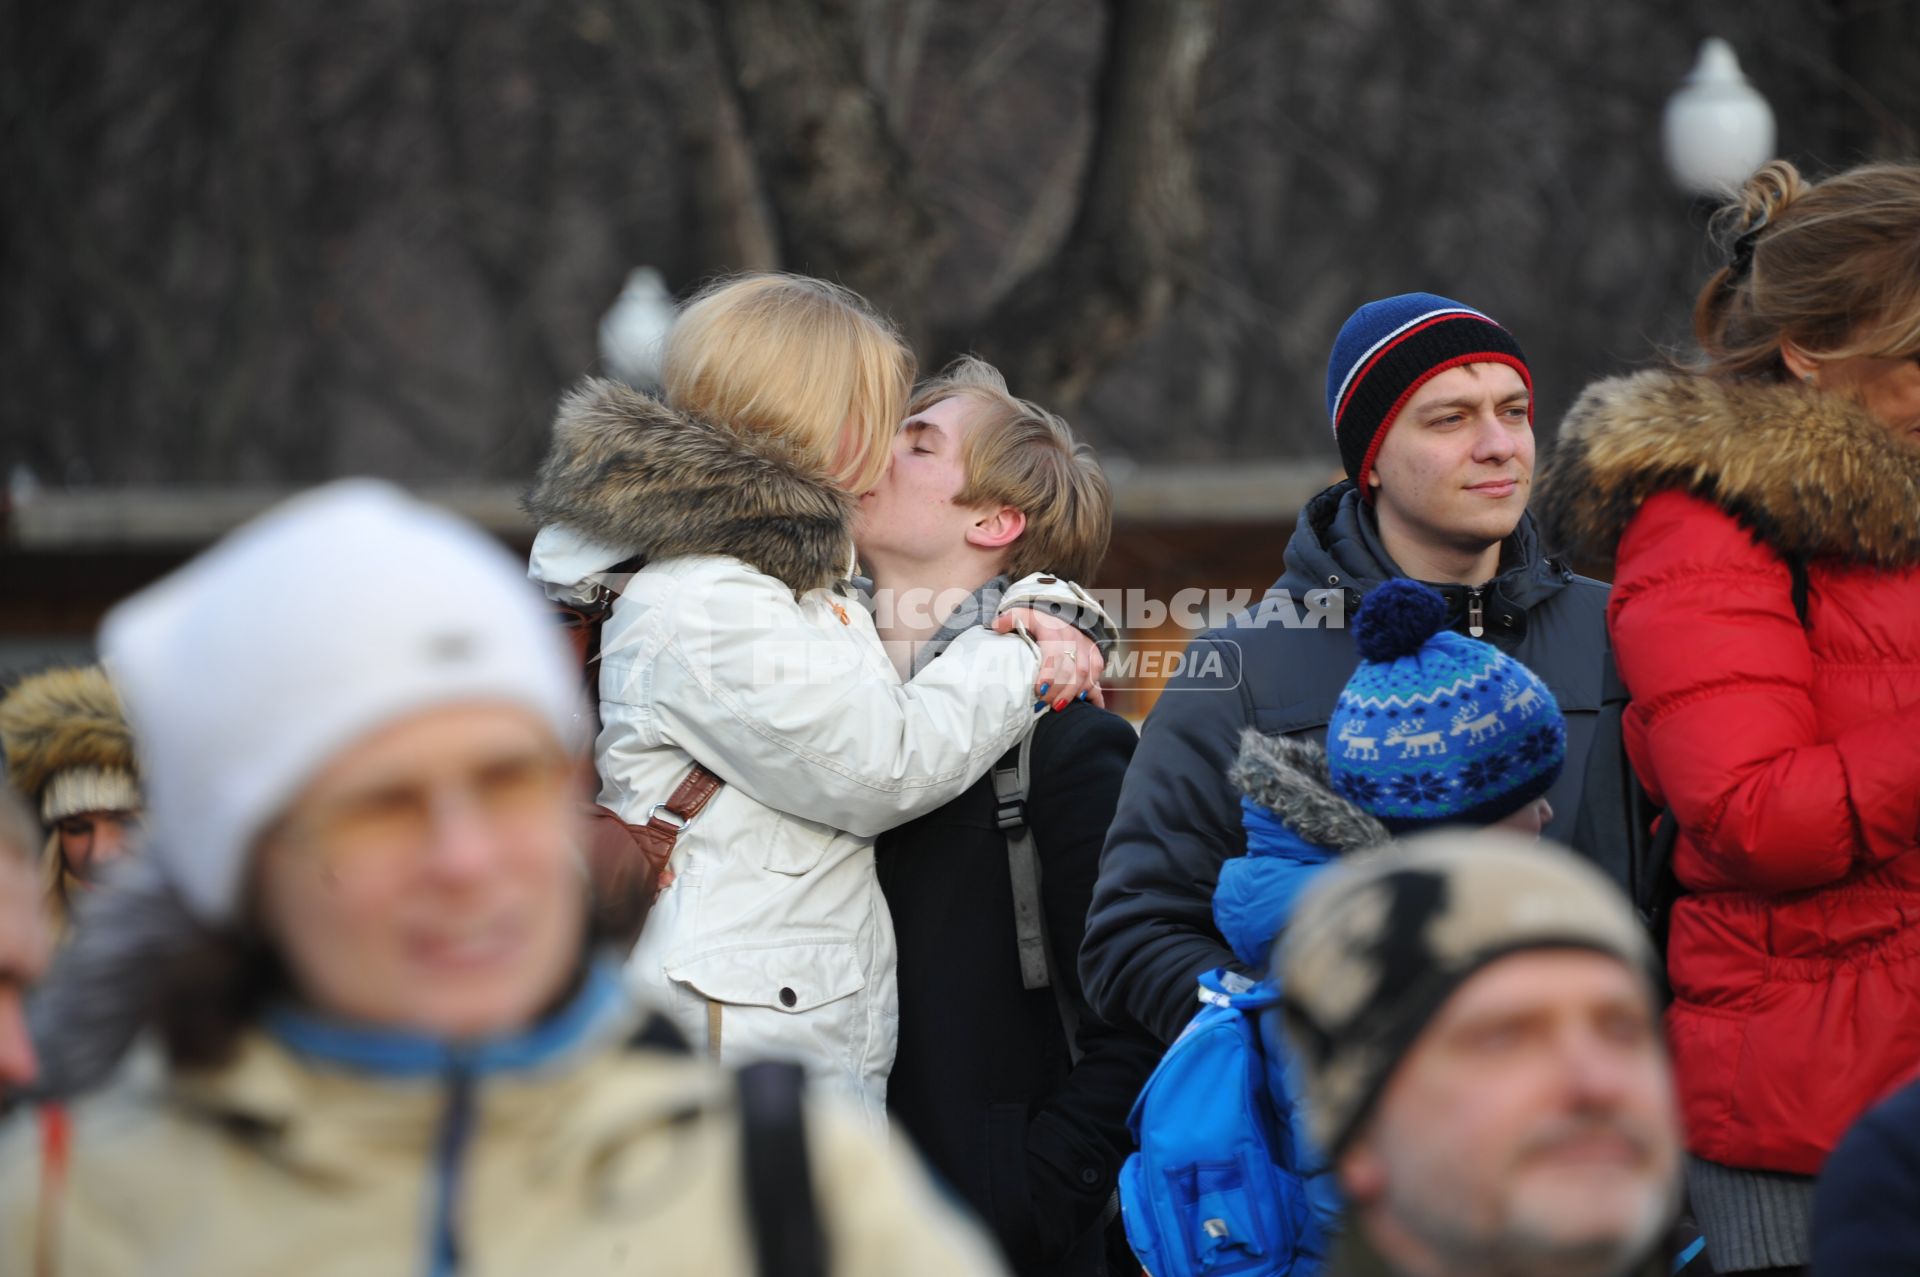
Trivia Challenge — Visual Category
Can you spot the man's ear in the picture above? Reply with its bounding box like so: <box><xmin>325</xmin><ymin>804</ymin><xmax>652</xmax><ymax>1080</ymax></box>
<box><xmin>1338</xmin><ymin>1132</ymin><xmax>1387</xmax><ymax>1208</ymax></box>
<box><xmin>1780</xmin><ymin>340</ymin><xmax>1820</xmax><ymax>384</ymax></box>
<box><xmin>965</xmin><ymin>505</ymin><xmax>1026</xmax><ymax>551</ymax></box>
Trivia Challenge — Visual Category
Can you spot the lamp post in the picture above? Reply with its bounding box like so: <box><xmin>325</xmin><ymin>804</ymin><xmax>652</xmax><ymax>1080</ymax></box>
<box><xmin>1663</xmin><ymin>38</ymin><xmax>1776</xmax><ymax>197</ymax></box>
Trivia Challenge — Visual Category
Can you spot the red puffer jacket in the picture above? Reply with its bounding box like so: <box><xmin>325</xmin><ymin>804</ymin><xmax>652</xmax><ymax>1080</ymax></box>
<box><xmin>1541</xmin><ymin>370</ymin><xmax>1920</xmax><ymax>1175</ymax></box>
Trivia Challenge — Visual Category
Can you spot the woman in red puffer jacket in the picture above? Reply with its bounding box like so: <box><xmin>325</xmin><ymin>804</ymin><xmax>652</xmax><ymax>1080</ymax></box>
<box><xmin>1538</xmin><ymin>159</ymin><xmax>1920</xmax><ymax>1277</ymax></box>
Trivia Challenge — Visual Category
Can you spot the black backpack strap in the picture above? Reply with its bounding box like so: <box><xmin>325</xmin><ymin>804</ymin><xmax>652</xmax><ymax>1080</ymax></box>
<box><xmin>739</xmin><ymin>1061</ymin><xmax>825</xmax><ymax>1277</ymax></box>
<box><xmin>586</xmin><ymin>554</ymin><xmax>648</xmax><ymax>664</ymax></box>
<box><xmin>625</xmin><ymin>1010</ymin><xmax>693</xmax><ymax>1055</ymax></box>
<box><xmin>1637</xmin><ymin>806</ymin><xmax>1682</xmax><ymax>962</ymax></box>
<box><xmin>1785</xmin><ymin>553</ymin><xmax>1812</xmax><ymax>629</ymax></box>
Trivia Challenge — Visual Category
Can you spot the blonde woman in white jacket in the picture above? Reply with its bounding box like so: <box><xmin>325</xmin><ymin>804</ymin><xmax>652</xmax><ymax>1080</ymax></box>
<box><xmin>528</xmin><ymin>275</ymin><xmax>1108</xmax><ymax>1124</ymax></box>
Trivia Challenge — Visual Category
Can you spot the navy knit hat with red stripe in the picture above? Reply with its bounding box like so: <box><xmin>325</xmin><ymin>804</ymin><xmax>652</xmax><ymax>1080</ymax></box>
<box><xmin>1325</xmin><ymin>293</ymin><xmax>1531</xmax><ymax>496</ymax></box>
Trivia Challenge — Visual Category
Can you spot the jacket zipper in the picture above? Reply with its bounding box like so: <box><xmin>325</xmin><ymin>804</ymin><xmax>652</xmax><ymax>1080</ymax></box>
<box><xmin>428</xmin><ymin>1061</ymin><xmax>477</xmax><ymax>1277</ymax></box>
<box><xmin>1467</xmin><ymin>587</ymin><xmax>1486</xmax><ymax>638</ymax></box>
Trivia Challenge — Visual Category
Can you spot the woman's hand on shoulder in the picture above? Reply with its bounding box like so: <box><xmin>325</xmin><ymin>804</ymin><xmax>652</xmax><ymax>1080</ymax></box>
<box><xmin>994</xmin><ymin>608</ymin><xmax>1106</xmax><ymax>709</ymax></box>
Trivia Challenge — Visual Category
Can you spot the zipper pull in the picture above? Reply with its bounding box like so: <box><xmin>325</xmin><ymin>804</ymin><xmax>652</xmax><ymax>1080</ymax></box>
<box><xmin>1467</xmin><ymin>588</ymin><xmax>1485</xmax><ymax>638</ymax></box>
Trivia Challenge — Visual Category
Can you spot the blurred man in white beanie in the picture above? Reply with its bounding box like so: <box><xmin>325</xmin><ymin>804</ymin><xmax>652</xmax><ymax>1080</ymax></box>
<box><xmin>1</xmin><ymin>480</ymin><xmax>1006</xmax><ymax>1277</ymax></box>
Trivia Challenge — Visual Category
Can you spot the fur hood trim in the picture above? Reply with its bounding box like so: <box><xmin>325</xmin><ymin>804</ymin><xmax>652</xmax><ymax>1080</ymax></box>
<box><xmin>0</xmin><ymin>665</ymin><xmax>138</xmax><ymax>813</ymax></box>
<box><xmin>1228</xmin><ymin>730</ymin><xmax>1389</xmax><ymax>854</ymax></box>
<box><xmin>1539</xmin><ymin>370</ymin><xmax>1920</xmax><ymax>572</ymax></box>
<box><xmin>524</xmin><ymin>378</ymin><xmax>855</xmax><ymax>593</ymax></box>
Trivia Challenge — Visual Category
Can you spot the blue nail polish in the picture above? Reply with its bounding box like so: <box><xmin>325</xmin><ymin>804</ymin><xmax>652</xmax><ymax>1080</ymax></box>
<box><xmin>1032</xmin><ymin>701</ymin><xmax>1047</xmax><ymax>712</ymax></box>
<box><xmin>1038</xmin><ymin>682</ymin><xmax>1051</xmax><ymax>696</ymax></box>
<box><xmin>1078</xmin><ymin>691</ymin><xmax>1088</xmax><ymax>702</ymax></box>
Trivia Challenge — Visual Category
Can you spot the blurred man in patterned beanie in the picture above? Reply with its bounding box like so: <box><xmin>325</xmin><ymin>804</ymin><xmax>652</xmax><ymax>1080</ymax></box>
<box><xmin>1279</xmin><ymin>830</ymin><xmax>1679</xmax><ymax>1277</ymax></box>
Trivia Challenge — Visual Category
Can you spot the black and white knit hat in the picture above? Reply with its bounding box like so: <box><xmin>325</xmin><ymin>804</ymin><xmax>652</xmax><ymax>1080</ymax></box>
<box><xmin>1277</xmin><ymin>830</ymin><xmax>1655</xmax><ymax>1157</ymax></box>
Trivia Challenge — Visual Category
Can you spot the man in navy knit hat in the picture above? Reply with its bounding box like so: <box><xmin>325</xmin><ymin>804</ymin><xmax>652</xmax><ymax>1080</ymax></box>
<box><xmin>1082</xmin><ymin>293</ymin><xmax>1613</xmax><ymax>1044</ymax></box>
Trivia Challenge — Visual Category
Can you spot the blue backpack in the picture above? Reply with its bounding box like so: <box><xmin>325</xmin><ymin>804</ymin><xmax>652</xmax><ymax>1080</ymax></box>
<box><xmin>1118</xmin><ymin>969</ymin><xmax>1334</xmax><ymax>1276</ymax></box>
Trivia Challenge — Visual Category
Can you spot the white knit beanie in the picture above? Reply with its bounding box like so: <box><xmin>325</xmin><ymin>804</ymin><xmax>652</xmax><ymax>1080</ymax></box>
<box><xmin>99</xmin><ymin>480</ymin><xmax>584</xmax><ymax>926</ymax></box>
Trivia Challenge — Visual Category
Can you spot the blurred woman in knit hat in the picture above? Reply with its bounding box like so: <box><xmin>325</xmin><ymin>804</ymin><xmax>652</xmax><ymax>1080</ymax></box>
<box><xmin>0</xmin><ymin>665</ymin><xmax>142</xmax><ymax>923</ymax></box>
<box><xmin>1</xmin><ymin>480</ymin><xmax>1004</xmax><ymax>1277</ymax></box>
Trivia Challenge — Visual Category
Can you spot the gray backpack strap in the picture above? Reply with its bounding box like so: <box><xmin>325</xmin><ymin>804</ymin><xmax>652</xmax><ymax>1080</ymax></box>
<box><xmin>993</xmin><ymin>731</ymin><xmax>1084</xmax><ymax>1066</ymax></box>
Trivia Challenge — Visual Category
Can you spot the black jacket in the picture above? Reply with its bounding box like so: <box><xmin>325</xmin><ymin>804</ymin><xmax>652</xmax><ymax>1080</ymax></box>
<box><xmin>1812</xmin><ymin>1074</ymin><xmax>1920</xmax><ymax>1276</ymax></box>
<box><xmin>877</xmin><ymin>702</ymin><xmax>1160</xmax><ymax>1277</ymax></box>
<box><xmin>1079</xmin><ymin>481</ymin><xmax>1611</xmax><ymax>1043</ymax></box>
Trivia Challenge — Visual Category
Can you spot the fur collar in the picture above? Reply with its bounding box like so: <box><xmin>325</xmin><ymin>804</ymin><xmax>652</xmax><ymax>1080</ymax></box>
<box><xmin>1229</xmin><ymin>730</ymin><xmax>1388</xmax><ymax>854</ymax></box>
<box><xmin>524</xmin><ymin>378</ymin><xmax>855</xmax><ymax>593</ymax></box>
<box><xmin>1538</xmin><ymin>370</ymin><xmax>1920</xmax><ymax>573</ymax></box>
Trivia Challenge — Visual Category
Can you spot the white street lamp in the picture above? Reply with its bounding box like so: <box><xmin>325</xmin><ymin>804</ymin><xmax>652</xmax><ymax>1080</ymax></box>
<box><xmin>598</xmin><ymin>267</ymin><xmax>675</xmax><ymax>391</ymax></box>
<box><xmin>1663</xmin><ymin>38</ymin><xmax>1776</xmax><ymax>197</ymax></box>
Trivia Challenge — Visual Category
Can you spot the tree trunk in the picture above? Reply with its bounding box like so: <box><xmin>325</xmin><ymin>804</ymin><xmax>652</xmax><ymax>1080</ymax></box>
<box><xmin>704</xmin><ymin>0</ymin><xmax>941</xmax><ymax>339</ymax></box>
<box><xmin>630</xmin><ymin>0</ymin><xmax>781</xmax><ymax>276</ymax></box>
<box><xmin>1830</xmin><ymin>0</ymin><xmax>1919</xmax><ymax>162</ymax></box>
<box><xmin>957</xmin><ymin>0</ymin><xmax>1219</xmax><ymax>408</ymax></box>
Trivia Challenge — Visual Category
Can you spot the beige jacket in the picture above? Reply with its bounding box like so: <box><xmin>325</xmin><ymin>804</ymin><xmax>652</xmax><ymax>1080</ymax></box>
<box><xmin>0</xmin><ymin>1003</ymin><xmax>1007</xmax><ymax>1276</ymax></box>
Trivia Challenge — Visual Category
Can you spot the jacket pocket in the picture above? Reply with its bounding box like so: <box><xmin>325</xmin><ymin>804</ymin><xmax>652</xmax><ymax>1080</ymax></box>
<box><xmin>665</xmin><ymin>937</ymin><xmax>869</xmax><ymax>1077</ymax></box>
<box><xmin>1023</xmin><ymin>1109</ymin><xmax>1119</xmax><ymax>1265</ymax></box>
<box><xmin>762</xmin><ymin>811</ymin><xmax>837</xmax><ymax>876</ymax></box>
<box><xmin>986</xmin><ymin>1102</ymin><xmax>1045</xmax><ymax>1264</ymax></box>
<box><xmin>667</xmin><ymin>937</ymin><xmax>865</xmax><ymax>1013</ymax></box>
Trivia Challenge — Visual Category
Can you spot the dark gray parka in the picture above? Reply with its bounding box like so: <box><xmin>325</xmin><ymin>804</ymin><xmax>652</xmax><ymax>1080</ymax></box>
<box><xmin>1078</xmin><ymin>480</ymin><xmax>1611</xmax><ymax>1043</ymax></box>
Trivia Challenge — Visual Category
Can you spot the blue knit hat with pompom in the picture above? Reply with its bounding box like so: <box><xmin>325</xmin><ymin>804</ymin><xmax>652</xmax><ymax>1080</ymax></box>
<box><xmin>1327</xmin><ymin>579</ymin><xmax>1564</xmax><ymax>831</ymax></box>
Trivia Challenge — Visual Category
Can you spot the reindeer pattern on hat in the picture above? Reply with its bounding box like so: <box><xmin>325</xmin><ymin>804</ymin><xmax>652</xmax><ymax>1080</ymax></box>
<box><xmin>1325</xmin><ymin>582</ymin><xmax>1567</xmax><ymax>834</ymax></box>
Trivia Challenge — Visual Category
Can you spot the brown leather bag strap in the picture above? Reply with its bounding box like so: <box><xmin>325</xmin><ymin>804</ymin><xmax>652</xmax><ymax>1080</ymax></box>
<box><xmin>584</xmin><ymin>763</ymin><xmax>727</xmax><ymax>945</ymax></box>
<box><xmin>642</xmin><ymin>763</ymin><xmax>725</xmax><ymax>840</ymax></box>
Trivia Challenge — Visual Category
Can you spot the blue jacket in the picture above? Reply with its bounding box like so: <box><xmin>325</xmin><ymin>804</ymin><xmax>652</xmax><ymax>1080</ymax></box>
<box><xmin>1217</xmin><ymin>732</ymin><xmax>1393</xmax><ymax>1257</ymax></box>
<box><xmin>1082</xmin><ymin>480</ymin><xmax>1610</xmax><ymax>1043</ymax></box>
<box><xmin>1215</xmin><ymin>800</ymin><xmax>1338</xmax><ymax>969</ymax></box>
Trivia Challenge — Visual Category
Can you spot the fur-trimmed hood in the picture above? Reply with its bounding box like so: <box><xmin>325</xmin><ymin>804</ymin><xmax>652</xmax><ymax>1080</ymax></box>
<box><xmin>0</xmin><ymin>665</ymin><xmax>138</xmax><ymax>812</ymax></box>
<box><xmin>1538</xmin><ymin>370</ymin><xmax>1920</xmax><ymax>574</ymax></box>
<box><xmin>1214</xmin><ymin>731</ymin><xmax>1387</xmax><ymax>969</ymax></box>
<box><xmin>1229</xmin><ymin>731</ymin><xmax>1388</xmax><ymax>856</ymax></box>
<box><xmin>524</xmin><ymin>378</ymin><xmax>855</xmax><ymax>594</ymax></box>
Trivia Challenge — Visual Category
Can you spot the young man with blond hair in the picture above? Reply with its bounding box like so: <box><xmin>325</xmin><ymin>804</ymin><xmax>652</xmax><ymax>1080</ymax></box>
<box><xmin>858</xmin><ymin>358</ymin><xmax>1159</xmax><ymax>1276</ymax></box>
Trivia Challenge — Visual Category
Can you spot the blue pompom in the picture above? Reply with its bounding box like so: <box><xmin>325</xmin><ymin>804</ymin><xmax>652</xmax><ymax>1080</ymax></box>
<box><xmin>1352</xmin><ymin>579</ymin><xmax>1449</xmax><ymax>662</ymax></box>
